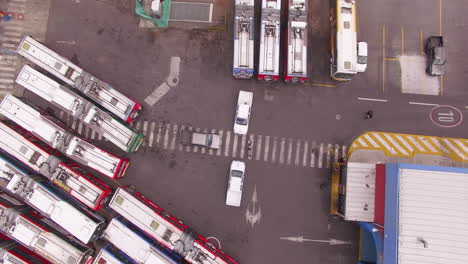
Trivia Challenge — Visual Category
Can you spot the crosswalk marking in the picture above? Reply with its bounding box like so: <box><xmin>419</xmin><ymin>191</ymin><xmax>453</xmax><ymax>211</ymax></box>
<box><xmin>224</xmin><ymin>131</ymin><xmax>231</xmax><ymax>157</ymax></box>
<box><xmin>302</xmin><ymin>141</ymin><xmax>309</xmax><ymax>167</ymax></box>
<box><xmin>170</xmin><ymin>124</ymin><xmax>177</xmax><ymax>150</ymax></box>
<box><xmin>286</xmin><ymin>139</ymin><xmax>293</xmax><ymax>165</ymax></box>
<box><xmin>200</xmin><ymin>128</ymin><xmax>206</xmax><ymax>154</ymax></box>
<box><xmin>149</xmin><ymin>122</ymin><xmax>156</xmax><ymax>147</ymax></box>
<box><xmin>156</xmin><ymin>123</ymin><xmax>162</xmax><ymax>145</ymax></box>
<box><xmin>326</xmin><ymin>144</ymin><xmax>332</xmax><ymax>168</ymax></box>
<box><xmin>208</xmin><ymin>129</ymin><xmax>216</xmax><ymax>155</ymax></box>
<box><xmin>178</xmin><ymin>125</ymin><xmax>185</xmax><ymax>151</ymax></box>
<box><xmin>239</xmin><ymin>134</ymin><xmax>246</xmax><ymax>159</ymax></box>
<box><xmin>263</xmin><ymin>136</ymin><xmax>270</xmax><ymax>162</ymax></box>
<box><xmin>295</xmin><ymin>140</ymin><xmax>301</xmax><ymax>166</ymax></box>
<box><xmin>163</xmin><ymin>123</ymin><xmax>170</xmax><ymax>149</ymax></box>
<box><xmin>279</xmin><ymin>138</ymin><xmax>285</xmax><ymax>164</ymax></box>
<box><xmin>232</xmin><ymin>133</ymin><xmax>238</xmax><ymax>158</ymax></box>
<box><xmin>255</xmin><ymin>135</ymin><xmax>262</xmax><ymax>161</ymax></box>
<box><xmin>142</xmin><ymin>121</ymin><xmax>148</xmax><ymax>147</ymax></box>
<box><xmin>342</xmin><ymin>145</ymin><xmax>347</xmax><ymax>161</ymax></box>
<box><xmin>318</xmin><ymin>143</ymin><xmax>324</xmax><ymax>168</ymax></box>
<box><xmin>271</xmin><ymin>137</ymin><xmax>277</xmax><ymax>163</ymax></box>
<box><xmin>216</xmin><ymin>130</ymin><xmax>223</xmax><ymax>156</ymax></box>
<box><xmin>247</xmin><ymin>134</ymin><xmax>254</xmax><ymax>160</ymax></box>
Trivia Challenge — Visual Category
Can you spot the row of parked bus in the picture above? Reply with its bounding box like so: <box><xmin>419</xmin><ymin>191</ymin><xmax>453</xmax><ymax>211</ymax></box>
<box><xmin>0</xmin><ymin>36</ymin><xmax>238</xmax><ymax>263</ymax></box>
<box><xmin>233</xmin><ymin>0</ymin><xmax>368</xmax><ymax>82</ymax></box>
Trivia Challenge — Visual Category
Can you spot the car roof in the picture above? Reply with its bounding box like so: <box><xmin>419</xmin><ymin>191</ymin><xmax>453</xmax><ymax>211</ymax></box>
<box><xmin>237</xmin><ymin>103</ymin><xmax>250</xmax><ymax>118</ymax></box>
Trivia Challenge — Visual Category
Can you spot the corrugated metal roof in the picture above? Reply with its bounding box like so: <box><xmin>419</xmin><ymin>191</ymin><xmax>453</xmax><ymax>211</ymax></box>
<box><xmin>398</xmin><ymin>167</ymin><xmax>468</xmax><ymax>264</ymax></box>
<box><xmin>344</xmin><ymin>162</ymin><xmax>376</xmax><ymax>222</ymax></box>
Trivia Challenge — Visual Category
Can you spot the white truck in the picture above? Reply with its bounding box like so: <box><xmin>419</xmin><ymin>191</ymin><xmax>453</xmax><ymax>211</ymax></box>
<box><xmin>226</xmin><ymin>160</ymin><xmax>246</xmax><ymax>207</ymax></box>
<box><xmin>233</xmin><ymin>91</ymin><xmax>253</xmax><ymax>135</ymax></box>
<box><xmin>180</xmin><ymin>129</ymin><xmax>221</xmax><ymax>149</ymax></box>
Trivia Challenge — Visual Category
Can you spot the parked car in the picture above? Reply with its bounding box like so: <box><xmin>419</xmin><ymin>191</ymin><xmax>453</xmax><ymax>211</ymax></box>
<box><xmin>425</xmin><ymin>36</ymin><xmax>446</xmax><ymax>76</ymax></box>
<box><xmin>233</xmin><ymin>91</ymin><xmax>253</xmax><ymax>135</ymax></box>
<box><xmin>355</xmin><ymin>42</ymin><xmax>368</xmax><ymax>73</ymax></box>
<box><xmin>179</xmin><ymin>130</ymin><xmax>221</xmax><ymax>149</ymax></box>
<box><xmin>226</xmin><ymin>160</ymin><xmax>245</xmax><ymax>207</ymax></box>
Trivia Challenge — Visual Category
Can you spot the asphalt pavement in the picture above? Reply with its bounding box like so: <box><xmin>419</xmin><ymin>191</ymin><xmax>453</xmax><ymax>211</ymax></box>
<box><xmin>13</xmin><ymin>0</ymin><xmax>468</xmax><ymax>263</ymax></box>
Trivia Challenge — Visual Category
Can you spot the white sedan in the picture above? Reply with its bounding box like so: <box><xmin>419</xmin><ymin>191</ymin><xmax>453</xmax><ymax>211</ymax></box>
<box><xmin>233</xmin><ymin>91</ymin><xmax>253</xmax><ymax>135</ymax></box>
<box><xmin>226</xmin><ymin>160</ymin><xmax>245</xmax><ymax>207</ymax></box>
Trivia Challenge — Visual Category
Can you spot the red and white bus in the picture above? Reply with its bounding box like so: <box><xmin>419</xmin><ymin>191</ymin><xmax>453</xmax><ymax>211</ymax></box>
<box><xmin>0</xmin><ymin>121</ymin><xmax>112</xmax><ymax>210</ymax></box>
<box><xmin>0</xmin><ymin>233</ymin><xmax>51</xmax><ymax>264</ymax></box>
<box><xmin>108</xmin><ymin>187</ymin><xmax>238</xmax><ymax>264</ymax></box>
<box><xmin>0</xmin><ymin>95</ymin><xmax>130</xmax><ymax>179</ymax></box>
<box><xmin>258</xmin><ymin>0</ymin><xmax>282</xmax><ymax>81</ymax></box>
<box><xmin>284</xmin><ymin>0</ymin><xmax>307</xmax><ymax>82</ymax></box>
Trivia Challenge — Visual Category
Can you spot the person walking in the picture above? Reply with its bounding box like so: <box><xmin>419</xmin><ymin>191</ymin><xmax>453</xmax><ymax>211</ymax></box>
<box><xmin>365</xmin><ymin>110</ymin><xmax>374</xmax><ymax>119</ymax></box>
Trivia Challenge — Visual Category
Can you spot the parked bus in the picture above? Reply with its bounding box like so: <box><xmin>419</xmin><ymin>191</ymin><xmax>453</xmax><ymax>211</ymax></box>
<box><xmin>101</xmin><ymin>217</ymin><xmax>184</xmax><ymax>264</ymax></box>
<box><xmin>258</xmin><ymin>0</ymin><xmax>281</xmax><ymax>81</ymax></box>
<box><xmin>0</xmin><ymin>193</ymin><xmax>93</xmax><ymax>264</ymax></box>
<box><xmin>0</xmin><ymin>121</ymin><xmax>112</xmax><ymax>210</ymax></box>
<box><xmin>93</xmin><ymin>244</ymin><xmax>138</xmax><ymax>264</ymax></box>
<box><xmin>0</xmin><ymin>156</ymin><xmax>106</xmax><ymax>244</ymax></box>
<box><xmin>233</xmin><ymin>0</ymin><xmax>255</xmax><ymax>78</ymax></box>
<box><xmin>16</xmin><ymin>65</ymin><xmax>144</xmax><ymax>153</ymax></box>
<box><xmin>284</xmin><ymin>0</ymin><xmax>307</xmax><ymax>83</ymax></box>
<box><xmin>329</xmin><ymin>0</ymin><xmax>367</xmax><ymax>81</ymax></box>
<box><xmin>0</xmin><ymin>95</ymin><xmax>130</xmax><ymax>179</ymax></box>
<box><xmin>17</xmin><ymin>36</ymin><xmax>142</xmax><ymax>122</ymax></box>
<box><xmin>108</xmin><ymin>187</ymin><xmax>238</xmax><ymax>264</ymax></box>
<box><xmin>0</xmin><ymin>233</ymin><xmax>51</xmax><ymax>264</ymax></box>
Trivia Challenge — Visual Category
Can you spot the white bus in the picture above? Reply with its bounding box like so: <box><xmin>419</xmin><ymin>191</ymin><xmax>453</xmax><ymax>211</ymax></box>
<box><xmin>0</xmin><ymin>194</ymin><xmax>93</xmax><ymax>264</ymax></box>
<box><xmin>101</xmin><ymin>217</ymin><xmax>183</xmax><ymax>264</ymax></box>
<box><xmin>0</xmin><ymin>156</ymin><xmax>106</xmax><ymax>244</ymax></box>
<box><xmin>16</xmin><ymin>65</ymin><xmax>144</xmax><ymax>153</ymax></box>
<box><xmin>17</xmin><ymin>36</ymin><xmax>142</xmax><ymax>123</ymax></box>
<box><xmin>233</xmin><ymin>0</ymin><xmax>255</xmax><ymax>78</ymax></box>
<box><xmin>0</xmin><ymin>121</ymin><xmax>112</xmax><ymax>210</ymax></box>
<box><xmin>284</xmin><ymin>0</ymin><xmax>307</xmax><ymax>83</ymax></box>
<box><xmin>108</xmin><ymin>187</ymin><xmax>238</xmax><ymax>264</ymax></box>
<box><xmin>93</xmin><ymin>244</ymin><xmax>138</xmax><ymax>264</ymax></box>
<box><xmin>0</xmin><ymin>95</ymin><xmax>130</xmax><ymax>179</ymax></box>
<box><xmin>258</xmin><ymin>0</ymin><xmax>281</xmax><ymax>81</ymax></box>
<box><xmin>0</xmin><ymin>233</ymin><xmax>51</xmax><ymax>264</ymax></box>
<box><xmin>330</xmin><ymin>0</ymin><xmax>367</xmax><ymax>81</ymax></box>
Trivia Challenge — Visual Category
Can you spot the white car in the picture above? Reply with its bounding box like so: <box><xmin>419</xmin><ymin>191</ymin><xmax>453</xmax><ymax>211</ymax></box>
<box><xmin>233</xmin><ymin>91</ymin><xmax>253</xmax><ymax>135</ymax></box>
<box><xmin>226</xmin><ymin>160</ymin><xmax>245</xmax><ymax>207</ymax></box>
<box><xmin>355</xmin><ymin>42</ymin><xmax>368</xmax><ymax>73</ymax></box>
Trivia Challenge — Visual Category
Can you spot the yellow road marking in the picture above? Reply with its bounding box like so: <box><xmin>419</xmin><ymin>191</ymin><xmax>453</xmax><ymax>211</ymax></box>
<box><xmin>382</xmin><ymin>25</ymin><xmax>386</xmax><ymax>92</ymax></box>
<box><xmin>305</xmin><ymin>83</ymin><xmax>336</xmax><ymax>88</ymax></box>
<box><xmin>401</xmin><ymin>27</ymin><xmax>405</xmax><ymax>55</ymax></box>
<box><xmin>384</xmin><ymin>58</ymin><xmax>399</xmax><ymax>61</ymax></box>
<box><xmin>440</xmin><ymin>75</ymin><xmax>444</xmax><ymax>95</ymax></box>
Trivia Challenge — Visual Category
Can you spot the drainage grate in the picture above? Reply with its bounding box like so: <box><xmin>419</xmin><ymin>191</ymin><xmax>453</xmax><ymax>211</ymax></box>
<box><xmin>170</xmin><ymin>2</ymin><xmax>213</xmax><ymax>23</ymax></box>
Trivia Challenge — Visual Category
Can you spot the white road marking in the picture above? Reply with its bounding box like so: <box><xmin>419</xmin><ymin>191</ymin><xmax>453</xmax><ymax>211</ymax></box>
<box><xmin>55</xmin><ymin>40</ymin><xmax>76</xmax><ymax>45</ymax></box>
<box><xmin>357</xmin><ymin>138</ymin><xmax>368</xmax><ymax>147</ymax></box>
<box><xmin>342</xmin><ymin>145</ymin><xmax>347</xmax><ymax>161</ymax></box>
<box><xmin>216</xmin><ymin>130</ymin><xmax>223</xmax><ymax>156</ymax></box>
<box><xmin>156</xmin><ymin>123</ymin><xmax>162</xmax><ymax>145</ymax></box>
<box><xmin>357</xmin><ymin>97</ymin><xmax>388</xmax><ymax>102</ymax></box>
<box><xmin>245</xmin><ymin>185</ymin><xmax>262</xmax><ymax>228</ymax></box>
<box><xmin>395</xmin><ymin>135</ymin><xmax>413</xmax><ymax>152</ymax></box>
<box><xmin>372</xmin><ymin>133</ymin><xmax>397</xmax><ymax>154</ymax></box>
<box><xmin>286</xmin><ymin>139</ymin><xmax>293</xmax><ymax>165</ymax></box>
<box><xmin>178</xmin><ymin>125</ymin><xmax>185</xmax><ymax>151</ymax></box>
<box><xmin>232</xmin><ymin>133</ymin><xmax>238</xmax><ymax>158</ymax></box>
<box><xmin>302</xmin><ymin>141</ymin><xmax>309</xmax><ymax>167</ymax></box>
<box><xmin>263</xmin><ymin>136</ymin><xmax>270</xmax><ymax>162</ymax></box>
<box><xmin>200</xmin><ymin>128</ymin><xmax>207</xmax><ymax>154</ymax></box>
<box><xmin>186</xmin><ymin>127</ymin><xmax>192</xmax><ymax>152</ymax></box>
<box><xmin>239</xmin><ymin>134</ymin><xmax>246</xmax><ymax>159</ymax></box>
<box><xmin>163</xmin><ymin>123</ymin><xmax>170</xmax><ymax>149</ymax></box>
<box><xmin>0</xmin><ymin>66</ymin><xmax>16</xmax><ymax>72</ymax></box>
<box><xmin>208</xmin><ymin>129</ymin><xmax>216</xmax><ymax>155</ymax></box>
<box><xmin>418</xmin><ymin>136</ymin><xmax>437</xmax><ymax>152</ymax></box>
<box><xmin>142</xmin><ymin>121</ymin><xmax>148</xmax><ymax>146</ymax></box>
<box><xmin>224</xmin><ymin>131</ymin><xmax>231</xmax><ymax>157</ymax></box>
<box><xmin>193</xmin><ymin>128</ymin><xmax>200</xmax><ymax>153</ymax></box>
<box><xmin>166</xmin><ymin>56</ymin><xmax>181</xmax><ymax>86</ymax></box>
<box><xmin>279</xmin><ymin>138</ymin><xmax>286</xmax><ymax>164</ymax></box>
<box><xmin>454</xmin><ymin>139</ymin><xmax>468</xmax><ymax>153</ymax></box>
<box><xmin>442</xmin><ymin>138</ymin><xmax>467</xmax><ymax>160</ymax></box>
<box><xmin>0</xmin><ymin>72</ymin><xmax>15</xmax><ymax>78</ymax></box>
<box><xmin>407</xmin><ymin>136</ymin><xmax>425</xmax><ymax>151</ymax></box>
<box><xmin>149</xmin><ymin>122</ymin><xmax>156</xmax><ymax>147</ymax></box>
<box><xmin>271</xmin><ymin>137</ymin><xmax>277</xmax><ymax>163</ymax></box>
<box><xmin>0</xmin><ymin>36</ymin><xmax>21</xmax><ymax>42</ymax></box>
<box><xmin>144</xmin><ymin>82</ymin><xmax>171</xmax><ymax>106</ymax></box>
<box><xmin>318</xmin><ymin>143</ymin><xmax>324</xmax><ymax>168</ymax></box>
<box><xmin>430</xmin><ymin>137</ymin><xmax>449</xmax><ymax>153</ymax></box>
<box><xmin>170</xmin><ymin>124</ymin><xmax>177</xmax><ymax>150</ymax></box>
<box><xmin>3</xmin><ymin>31</ymin><xmax>23</xmax><ymax>37</ymax></box>
<box><xmin>334</xmin><ymin>144</ymin><xmax>339</xmax><ymax>162</ymax></box>
<box><xmin>364</xmin><ymin>134</ymin><xmax>380</xmax><ymax>148</ymax></box>
<box><xmin>145</xmin><ymin>57</ymin><xmax>180</xmax><ymax>106</ymax></box>
<box><xmin>255</xmin><ymin>135</ymin><xmax>262</xmax><ymax>161</ymax></box>
<box><xmin>326</xmin><ymin>144</ymin><xmax>332</xmax><ymax>168</ymax></box>
<box><xmin>294</xmin><ymin>140</ymin><xmax>301</xmax><ymax>166</ymax></box>
<box><xmin>247</xmin><ymin>134</ymin><xmax>254</xmax><ymax>160</ymax></box>
<box><xmin>409</xmin><ymin>102</ymin><xmax>439</xmax><ymax>106</ymax></box>
<box><xmin>0</xmin><ymin>79</ymin><xmax>14</xmax><ymax>83</ymax></box>
<box><xmin>384</xmin><ymin>134</ymin><xmax>408</xmax><ymax>155</ymax></box>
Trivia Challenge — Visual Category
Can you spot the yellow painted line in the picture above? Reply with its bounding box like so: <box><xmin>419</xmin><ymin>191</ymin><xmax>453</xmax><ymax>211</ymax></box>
<box><xmin>440</xmin><ymin>75</ymin><xmax>444</xmax><ymax>95</ymax></box>
<box><xmin>382</xmin><ymin>25</ymin><xmax>386</xmax><ymax>92</ymax></box>
<box><xmin>348</xmin><ymin>132</ymin><xmax>468</xmax><ymax>162</ymax></box>
<box><xmin>439</xmin><ymin>0</ymin><xmax>443</xmax><ymax>35</ymax></box>
<box><xmin>384</xmin><ymin>58</ymin><xmax>399</xmax><ymax>61</ymax></box>
<box><xmin>401</xmin><ymin>27</ymin><xmax>405</xmax><ymax>55</ymax></box>
<box><xmin>305</xmin><ymin>83</ymin><xmax>336</xmax><ymax>88</ymax></box>
<box><xmin>330</xmin><ymin>162</ymin><xmax>341</xmax><ymax>215</ymax></box>
<box><xmin>420</xmin><ymin>31</ymin><xmax>424</xmax><ymax>56</ymax></box>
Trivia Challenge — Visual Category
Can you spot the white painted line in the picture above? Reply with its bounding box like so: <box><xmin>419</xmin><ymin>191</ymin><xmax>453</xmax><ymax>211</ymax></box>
<box><xmin>442</xmin><ymin>138</ymin><xmax>467</xmax><ymax>160</ymax></box>
<box><xmin>0</xmin><ymin>72</ymin><xmax>15</xmax><ymax>78</ymax></box>
<box><xmin>2</xmin><ymin>25</ymin><xmax>24</xmax><ymax>31</ymax></box>
<box><xmin>239</xmin><ymin>134</ymin><xmax>246</xmax><ymax>159</ymax></box>
<box><xmin>271</xmin><ymin>137</ymin><xmax>277</xmax><ymax>163</ymax></box>
<box><xmin>357</xmin><ymin>138</ymin><xmax>368</xmax><ymax>147</ymax></box>
<box><xmin>193</xmin><ymin>128</ymin><xmax>200</xmax><ymax>153</ymax></box>
<box><xmin>279</xmin><ymin>138</ymin><xmax>286</xmax><ymax>164</ymax></box>
<box><xmin>454</xmin><ymin>139</ymin><xmax>468</xmax><ymax>154</ymax></box>
<box><xmin>144</xmin><ymin>82</ymin><xmax>171</xmax><ymax>106</ymax></box>
<box><xmin>407</xmin><ymin>136</ymin><xmax>425</xmax><ymax>151</ymax></box>
<box><xmin>216</xmin><ymin>130</ymin><xmax>223</xmax><ymax>156</ymax></box>
<box><xmin>334</xmin><ymin>144</ymin><xmax>339</xmax><ymax>162</ymax></box>
<box><xmin>178</xmin><ymin>125</ymin><xmax>185</xmax><ymax>151</ymax></box>
<box><xmin>286</xmin><ymin>139</ymin><xmax>293</xmax><ymax>165</ymax></box>
<box><xmin>1</xmin><ymin>43</ymin><xmax>16</xmax><ymax>48</ymax></box>
<box><xmin>247</xmin><ymin>134</ymin><xmax>254</xmax><ymax>160</ymax></box>
<box><xmin>149</xmin><ymin>122</ymin><xmax>156</xmax><ymax>147</ymax></box>
<box><xmin>341</xmin><ymin>145</ymin><xmax>347</xmax><ymax>161</ymax></box>
<box><xmin>310</xmin><ymin>141</ymin><xmax>316</xmax><ymax>167</ymax></box>
<box><xmin>395</xmin><ymin>135</ymin><xmax>413</xmax><ymax>152</ymax></box>
<box><xmin>294</xmin><ymin>140</ymin><xmax>301</xmax><ymax>166</ymax></box>
<box><xmin>232</xmin><ymin>133</ymin><xmax>238</xmax><ymax>158</ymax></box>
<box><xmin>208</xmin><ymin>129</ymin><xmax>216</xmax><ymax>155</ymax></box>
<box><xmin>185</xmin><ymin>127</ymin><xmax>192</xmax><ymax>152</ymax></box>
<box><xmin>142</xmin><ymin>121</ymin><xmax>148</xmax><ymax>146</ymax></box>
<box><xmin>166</xmin><ymin>57</ymin><xmax>181</xmax><ymax>86</ymax></box>
<box><xmin>0</xmin><ymin>84</ymin><xmax>12</xmax><ymax>89</ymax></box>
<box><xmin>255</xmin><ymin>135</ymin><xmax>262</xmax><ymax>161</ymax></box>
<box><xmin>263</xmin><ymin>136</ymin><xmax>270</xmax><ymax>162</ymax></box>
<box><xmin>302</xmin><ymin>141</ymin><xmax>309</xmax><ymax>167</ymax></box>
<box><xmin>163</xmin><ymin>123</ymin><xmax>170</xmax><ymax>149</ymax></box>
<box><xmin>0</xmin><ymin>36</ymin><xmax>21</xmax><ymax>42</ymax></box>
<box><xmin>326</xmin><ymin>144</ymin><xmax>332</xmax><ymax>168</ymax></box>
<box><xmin>418</xmin><ymin>136</ymin><xmax>437</xmax><ymax>152</ymax></box>
<box><xmin>0</xmin><ymin>79</ymin><xmax>14</xmax><ymax>83</ymax></box>
<box><xmin>318</xmin><ymin>143</ymin><xmax>324</xmax><ymax>168</ymax></box>
<box><xmin>156</xmin><ymin>123</ymin><xmax>162</xmax><ymax>145</ymax></box>
<box><xmin>200</xmin><ymin>128</ymin><xmax>207</xmax><ymax>154</ymax></box>
<box><xmin>429</xmin><ymin>137</ymin><xmax>448</xmax><ymax>154</ymax></box>
<box><xmin>170</xmin><ymin>124</ymin><xmax>177</xmax><ymax>150</ymax></box>
<box><xmin>372</xmin><ymin>133</ymin><xmax>397</xmax><ymax>154</ymax></box>
<box><xmin>357</xmin><ymin>97</ymin><xmax>388</xmax><ymax>102</ymax></box>
<box><xmin>224</xmin><ymin>131</ymin><xmax>231</xmax><ymax>157</ymax></box>
<box><xmin>409</xmin><ymin>102</ymin><xmax>439</xmax><ymax>106</ymax></box>
<box><xmin>364</xmin><ymin>134</ymin><xmax>380</xmax><ymax>148</ymax></box>
<box><xmin>384</xmin><ymin>134</ymin><xmax>408</xmax><ymax>155</ymax></box>
<box><xmin>3</xmin><ymin>31</ymin><xmax>23</xmax><ymax>37</ymax></box>
<box><xmin>0</xmin><ymin>66</ymin><xmax>16</xmax><ymax>71</ymax></box>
